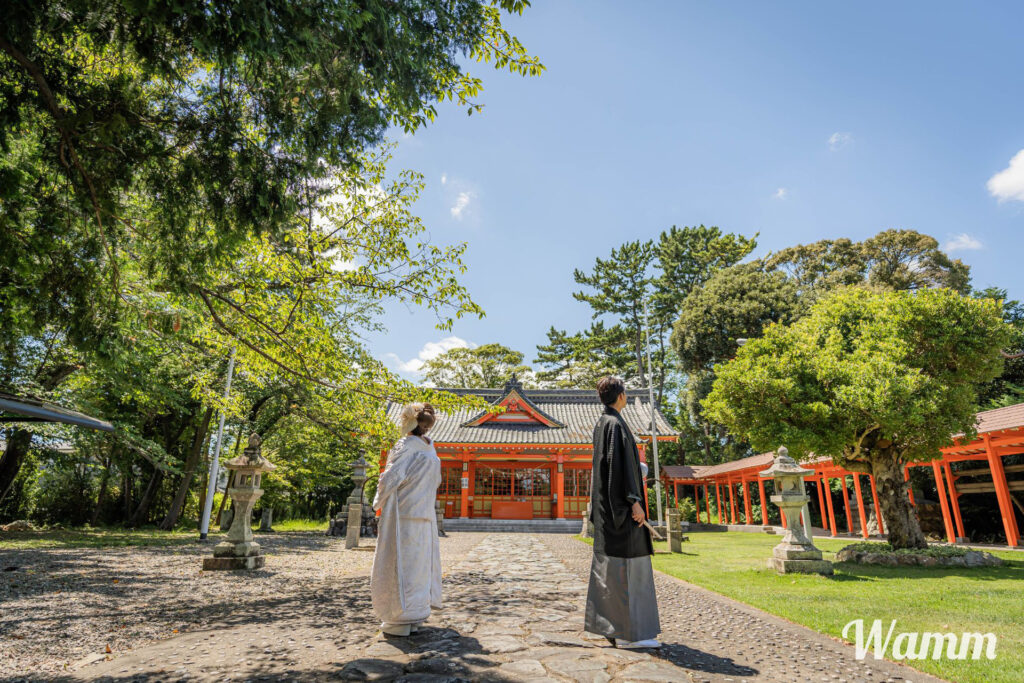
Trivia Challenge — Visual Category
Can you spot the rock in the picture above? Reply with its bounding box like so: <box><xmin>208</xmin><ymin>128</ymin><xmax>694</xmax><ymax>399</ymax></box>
<box><xmin>533</xmin><ymin>632</ymin><xmax>591</xmax><ymax>648</ymax></box>
<box><xmin>498</xmin><ymin>659</ymin><xmax>547</xmax><ymax>677</ymax></box>
<box><xmin>340</xmin><ymin>658</ymin><xmax>405</xmax><ymax>681</ymax></box>
<box><xmin>616</xmin><ymin>660</ymin><xmax>689</xmax><ymax>681</ymax></box>
<box><xmin>964</xmin><ymin>550</ymin><xmax>1003</xmax><ymax>567</ymax></box>
<box><xmin>1</xmin><ymin>520</ymin><xmax>32</xmax><ymax>532</ymax></box>
<box><xmin>477</xmin><ymin>635</ymin><xmax>527</xmax><ymax>654</ymax></box>
<box><xmin>544</xmin><ymin>655</ymin><xmax>607</xmax><ymax>682</ymax></box>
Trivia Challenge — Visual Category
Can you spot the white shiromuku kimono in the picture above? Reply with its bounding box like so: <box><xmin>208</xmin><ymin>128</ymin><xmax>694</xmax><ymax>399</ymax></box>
<box><xmin>370</xmin><ymin>435</ymin><xmax>442</xmax><ymax>626</ymax></box>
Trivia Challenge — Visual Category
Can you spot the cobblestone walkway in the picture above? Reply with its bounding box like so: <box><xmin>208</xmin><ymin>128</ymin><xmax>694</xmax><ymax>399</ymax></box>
<box><xmin>69</xmin><ymin>533</ymin><xmax>945</xmax><ymax>682</ymax></box>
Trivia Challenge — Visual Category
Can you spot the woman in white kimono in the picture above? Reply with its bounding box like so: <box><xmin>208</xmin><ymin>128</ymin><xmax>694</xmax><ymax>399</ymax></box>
<box><xmin>370</xmin><ymin>403</ymin><xmax>442</xmax><ymax>636</ymax></box>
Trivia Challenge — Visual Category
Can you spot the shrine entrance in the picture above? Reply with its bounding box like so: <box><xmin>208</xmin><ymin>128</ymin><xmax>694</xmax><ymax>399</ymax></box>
<box><xmin>472</xmin><ymin>465</ymin><xmax>552</xmax><ymax>519</ymax></box>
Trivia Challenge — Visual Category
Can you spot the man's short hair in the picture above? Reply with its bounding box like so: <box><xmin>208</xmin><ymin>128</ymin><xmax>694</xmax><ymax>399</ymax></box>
<box><xmin>597</xmin><ymin>376</ymin><xmax>625</xmax><ymax>406</ymax></box>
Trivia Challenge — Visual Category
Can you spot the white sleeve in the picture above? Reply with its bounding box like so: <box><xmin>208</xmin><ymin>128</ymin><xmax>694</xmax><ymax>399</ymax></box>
<box><xmin>372</xmin><ymin>439</ymin><xmax>412</xmax><ymax>512</ymax></box>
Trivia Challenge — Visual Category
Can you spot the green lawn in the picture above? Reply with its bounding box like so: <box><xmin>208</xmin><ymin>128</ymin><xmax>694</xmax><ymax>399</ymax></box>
<box><xmin>0</xmin><ymin>527</ymin><xmax>200</xmax><ymax>550</ymax></box>
<box><xmin>0</xmin><ymin>519</ymin><xmax>330</xmax><ymax>550</ymax></box>
<box><xmin>265</xmin><ymin>517</ymin><xmax>329</xmax><ymax>532</ymax></box>
<box><xmin>580</xmin><ymin>532</ymin><xmax>1023</xmax><ymax>683</ymax></box>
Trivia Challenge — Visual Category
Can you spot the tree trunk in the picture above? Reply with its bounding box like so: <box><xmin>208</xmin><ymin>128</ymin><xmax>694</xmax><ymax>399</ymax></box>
<box><xmin>90</xmin><ymin>456</ymin><xmax>112</xmax><ymax>525</ymax></box>
<box><xmin>159</xmin><ymin>408</ymin><xmax>214</xmax><ymax>530</ymax></box>
<box><xmin>0</xmin><ymin>429</ymin><xmax>32</xmax><ymax>504</ymax></box>
<box><xmin>259</xmin><ymin>507</ymin><xmax>273</xmax><ymax>532</ymax></box>
<box><xmin>128</xmin><ymin>468</ymin><xmax>163</xmax><ymax>527</ymax></box>
<box><xmin>871</xmin><ymin>453</ymin><xmax>926</xmax><ymax>549</ymax></box>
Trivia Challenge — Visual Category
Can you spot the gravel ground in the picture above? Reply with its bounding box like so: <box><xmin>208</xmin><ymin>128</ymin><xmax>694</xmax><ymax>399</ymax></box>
<box><xmin>539</xmin><ymin>535</ymin><xmax>946</xmax><ymax>683</ymax></box>
<box><xmin>0</xmin><ymin>531</ymin><xmax>483</xmax><ymax>679</ymax></box>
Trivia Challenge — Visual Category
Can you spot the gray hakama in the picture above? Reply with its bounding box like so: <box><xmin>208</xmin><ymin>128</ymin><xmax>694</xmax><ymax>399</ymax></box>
<box><xmin>584</xmin><ymin>551</ymin><xmax>661</xmax><ymax>642</ymax></box>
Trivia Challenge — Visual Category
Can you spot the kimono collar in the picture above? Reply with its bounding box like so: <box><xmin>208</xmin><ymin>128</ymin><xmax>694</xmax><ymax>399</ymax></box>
<box><xmin>603</xmin><ymin>405</ymin><xmax>621</xmax><ymax>417</ymax></box>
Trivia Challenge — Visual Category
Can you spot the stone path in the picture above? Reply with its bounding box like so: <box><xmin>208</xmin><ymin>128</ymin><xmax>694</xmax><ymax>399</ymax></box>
<box><xmin>66</xmin><ymin>533</ymin><xmax>946</xmax><ymax>682</ymax></box>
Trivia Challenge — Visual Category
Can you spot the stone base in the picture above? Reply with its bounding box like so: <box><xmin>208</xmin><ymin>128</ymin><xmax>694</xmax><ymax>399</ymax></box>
<box><xmin>203</xmin><ymin>554</ymin><xmax>265</xmax><ymax>571</ymax></box>
<box><xmin>213</xmin><ymin>540</ymin><xmax>261</xmax><ymax>558</ymax></box>
<box><xmin>773</xmin><ymin>543</ymin><xmax>824</xmax><ymax>561</ymax></box>
<box><xmin>769</xmin><ymin>557</ymin><xmax>834</xmax><ymax>575</ymax></box>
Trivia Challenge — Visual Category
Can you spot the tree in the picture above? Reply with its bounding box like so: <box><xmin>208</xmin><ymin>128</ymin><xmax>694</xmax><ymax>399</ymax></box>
<box><xmin>974</xmin><ymin>287</ymin><xmax>1024</xmax><ymax>408</ymax></box>
<box><xmin>421</xmin><ymin>344</ymin><xmax>533</xmax><ymax>388</ymax></box>
<box><xmin>703</xmin><ymin>287</ymin><xmax>1009</xmax><ymax>549</ymax></box>
<box><xmin>573</xmin><ymin>241</ymin><xmax>655</xmax><ymax>386</ymax></box>
<box><xmin>765</xmin><ymin>229</ymin><xmax>971</xmax><ymax>305</ymax></box>
<box><xmin>1</xmin><ymin>0</ymin><xmax>541</xmax><ymax>365</ymax></box>
<box><xmin>534</xmin><ymin>325</ymin><xmax>626</xmax><ymax>389</ymax></box>
<box><xmin>671</xmin><ymin>263</ymin><xmax>799</xmax><ymax>464</ymax></box>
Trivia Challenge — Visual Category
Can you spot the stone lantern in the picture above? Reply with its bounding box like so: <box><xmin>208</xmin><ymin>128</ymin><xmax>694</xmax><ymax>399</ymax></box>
<box><xmin>327</xmin><ymin>451</ymin><xmax>377</xmax><ymax>547</ymax></box>
<box><xmin>759</xmin><ymin>447</ymin><xmax>833</xmax><ymax>575</ymax></box>
<box><xmin>203</xmin><ymin>434</ymin><xmax>276</xmax><ymax>570</ymax></box>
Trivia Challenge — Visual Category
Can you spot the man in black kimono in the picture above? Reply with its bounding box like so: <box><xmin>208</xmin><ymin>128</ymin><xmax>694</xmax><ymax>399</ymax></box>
<box><xmin>584</xmin><ymin>376</ymin><xmax>661</xmax><ymax>649</ymax></box>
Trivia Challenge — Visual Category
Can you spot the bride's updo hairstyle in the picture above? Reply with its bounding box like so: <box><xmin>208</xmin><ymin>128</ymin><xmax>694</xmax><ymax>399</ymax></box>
<box><xmin>399</xmin><ymin>402</ymin><xmax>436</xmax><ymax>437</ymax></box>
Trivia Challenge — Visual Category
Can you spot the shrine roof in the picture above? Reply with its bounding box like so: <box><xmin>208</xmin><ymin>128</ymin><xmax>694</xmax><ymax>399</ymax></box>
<box><xmin>385</xmin><ymin>377</ymin><xmax>677</xmax><ymax>445</ymax></box>
<box><xmin>661</xmin><ymin>465</ymin><xmax>710</xmax><ymax>480</ymax></box>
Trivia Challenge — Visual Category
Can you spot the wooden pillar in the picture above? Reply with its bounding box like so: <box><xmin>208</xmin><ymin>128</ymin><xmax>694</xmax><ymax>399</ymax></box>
<box><xmin>943</xmin><ymin>461</ymin><xmax>966</xmax><ymax>541</ymax></box>
<box><xmin>930</xmin><ymin>459</ymin><xmax>956</xmax><ymax>544</ymax></box>
<box><xmin>984</xmin><ymin>435</ymin><xmax>1020</xmax><ymax>548</ymax></box>
<box><xmin>717</xmin><ymin>482</ymin><xmax>724</xmax><ymax>524</ymax></box>
<box><xmin>815</xmin><ymin>475</ymin><xmax>827</xmax><ymax>530</ymax></box>
<box><xmin>780</xmin><ymin>509</ymin><xmax>787</xmax><ymax>527</ymax></box>
<box><xmin>869</xmin><ymin>475</ymin><xmax>885</xmax><ymax>535</ymax></box>
<box><xmin>459</xmin><ymin>457</ymin><xmax>471</xmax><ymax>518</ymax></box>
<box><xmin>728</xmin><ymin>481</ymin><xmax>737</xmax><ymax>524</ymax></box>
<box><xmin>743</xmin><ymin>480</ymin><xmax>752</xmax><ymax>524</ymax></box>
<box><xmin>555</xmin><ymin>461</ymin><xmax>565</xmax><ymax>520</ymax></box>
<box><xmin>757</xmin><ymin>478</ymin><xmax>768</xmax><ymax>525</ymax></box>
<box><xmin>840</xmin><ymin>474</ymin><xmax>854</xmax><ymax>533</ymax></box>
<box><xmin>851</xmin><ymin>473</ymin><xmax>869</xmax><ymax>538</ymax></box>
<box><xmin>704</xmin><ymin>484</ymin><xmax>711</xmax><ymax>523</ymax></box>
<box><xmin>904</xmin><ymin>466</ymin><xmax>915</xmax><ymax>506</ymax></box>
<box><xmin>823</xmin><ymin>475</ymin><xmax>838</xmax><ymax>536</ymax></box>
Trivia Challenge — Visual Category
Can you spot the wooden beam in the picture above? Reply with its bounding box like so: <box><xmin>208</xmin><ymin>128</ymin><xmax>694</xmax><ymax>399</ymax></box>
<box><xmin>840</xmin><ymin>475</ymin><xmax>854</xmax><ymax>534</ymax></box>
<box><xmin>852</xmin><ymin>474</ymin><xmax>870</xmax><ymax>539</ymax></box>
<box><xmin>984</xmin><ymin>434</ymin><xmax>1021</xmax><ymax>548</ymax></box>
<box><xmin>758</xmin><ymin>478</ymin><xmax>768</xmax><ymax>526</ymax></box>
<box><xmin>869</xmin><ymin>475</ymin><xmax>885</xmax><ymax>536</ymax></box>
<box><xmin>944</xmin><ymin>461</ymin><xmax>966</xmax><ymax>540</ymax></box>
<box><xmin>931</xmin><ymin>460</ymin><xmax>957</xmax><ymax>543</ymax></box>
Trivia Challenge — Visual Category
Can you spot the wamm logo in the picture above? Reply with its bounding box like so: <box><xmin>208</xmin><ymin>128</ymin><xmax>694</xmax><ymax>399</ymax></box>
<box><xmin>843</xmin><ymin>620</ymin><xmax>997</xmax><ymax>661</ymax></box>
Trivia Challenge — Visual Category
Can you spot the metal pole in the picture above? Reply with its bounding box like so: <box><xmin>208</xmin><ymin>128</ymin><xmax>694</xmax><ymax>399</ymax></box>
<box><xmin>199</xmin><ymin>347</ymin><xmax>237</xmax><ymax>540</ymax></box>
<box><xmin>642</xmin><ymin>298</ymin><xmax>663</xmax><ymax>526</ymax></box>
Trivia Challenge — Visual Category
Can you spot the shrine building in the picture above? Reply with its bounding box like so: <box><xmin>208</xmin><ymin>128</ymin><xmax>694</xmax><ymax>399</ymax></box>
<box><xmin>384</xmin><ymin>376</ymin><xmax>677</xmax><ymax>520</ymax></box>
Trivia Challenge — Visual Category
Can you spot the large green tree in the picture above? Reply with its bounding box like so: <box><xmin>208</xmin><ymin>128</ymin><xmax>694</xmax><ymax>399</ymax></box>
<box><xmin>1</xmin><ymin>0</ymin><xmax>540</xmax><ymax>359</ymax></box>
<box><xmin>562</xmin><ymin>226</ymin><xmax>756</xmax><ymax>404</ymax></box>
<box><xmin>421</xmin><ymin>343</ymin><xmax>533</xmax><ymax>389</ymax></box>
<box><xmin>671</xmin><ymin>263</ymin><xmax>799</xmax><ymax>464</ymax></box>
<box><xmin>703</xmin><ymin>287</ymin><xmax>1009</xmax><ymax>549</ymax></box>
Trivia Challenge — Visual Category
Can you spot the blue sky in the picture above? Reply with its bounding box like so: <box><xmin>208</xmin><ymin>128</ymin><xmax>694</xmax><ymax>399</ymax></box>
<box><xmin>372</xmin><ymin>1</ymin><xmax>1024</xmax><ymax>380</ymax></box>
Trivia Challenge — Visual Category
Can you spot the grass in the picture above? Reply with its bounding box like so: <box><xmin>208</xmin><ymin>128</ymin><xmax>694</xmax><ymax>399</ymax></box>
<box><xmin>263</xmin><ymin>518</ymin><xmax>329</xmax><ymax>532</ymax></box>
<box><xmin>0</xmin><ymin>517</ymin><xmax>329</xmax><ymax>550</ymax></box>
<box><xmin>579</xmin><ymin>532</ymin><xmax>1024</xmax><ymax>683</ymax></box>
<box><xmin>0</xmin><ymin>527</ymin><xmax>201</xmax><ymax>550</ymax></box>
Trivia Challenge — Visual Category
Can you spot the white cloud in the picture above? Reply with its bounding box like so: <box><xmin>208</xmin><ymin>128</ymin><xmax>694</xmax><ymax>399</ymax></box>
<box><xmin>942</xmin><ymin>233</ymin><xmax>983</xmax><ymax>253</ymax></box>
<box><xmin>450</xmin><ymin>191</ymin><xmax>473</xmax><ymax>220</ymax></box>
<box><xmin>828</xmin><ymin>131</ymin><xmax>853</xmax><ymax>151</ymax></box>
<box><xmin>385</xmin><ymin>336</ymin><xmax>474</xmax><ymax>374</ymax></box>
<box><xmin>441</xmin><ymin>173</ymin><xmax>447</xmax><ymax>185</ymax></box>
<box><xmin>987</xmin><ymin>149</ymin><xmax>1024</xmax><ymax>202</ymax></box>
<box><xmin>773</xmin><ymin>187</ymin><xmax>788</xmax><ymax>200</ymax></box>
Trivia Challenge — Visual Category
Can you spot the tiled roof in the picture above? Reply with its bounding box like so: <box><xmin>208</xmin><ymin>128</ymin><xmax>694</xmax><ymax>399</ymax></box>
<box><xmin>661</xmin><ymin>465</ymin><xmax>710</xmax><ymax>480</ymax></box>
<box><xmin>972</xmin><ymin>402</ymin><xmax>1024</xmax><ymax>436</ymax></box>
<box><xmin>699</xmin><ymin>452</ymin><xmax>777</xmax><ymax>478</ymax></box>
<box><xmin>386</xmin><ymin>381</ymin><xmax>677</xmax><ymax>445</ymax></box>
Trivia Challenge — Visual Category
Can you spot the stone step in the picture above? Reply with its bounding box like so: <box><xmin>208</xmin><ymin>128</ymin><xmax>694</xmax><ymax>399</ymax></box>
<box><xmin>443</xmin><ymin>518</ymin><xmax>583</xmax><ymax>534</ymax></box>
